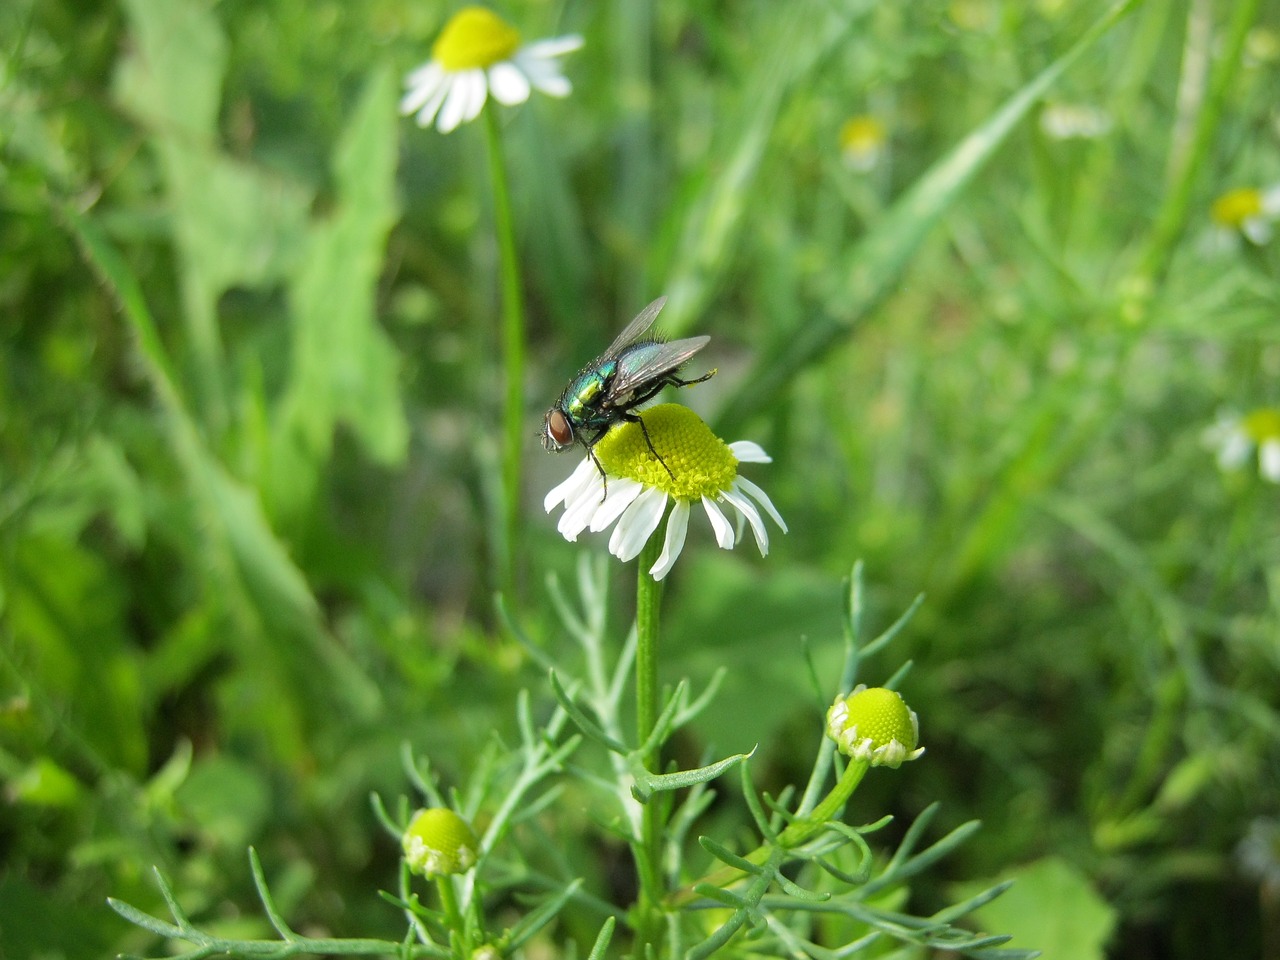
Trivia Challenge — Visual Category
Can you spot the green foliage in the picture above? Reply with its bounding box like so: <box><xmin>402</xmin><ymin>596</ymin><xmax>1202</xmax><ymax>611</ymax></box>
<box><xmin>3</xmin><ymin>0</ymin><xmax>1279</xmax><ymax>956</ymax></box>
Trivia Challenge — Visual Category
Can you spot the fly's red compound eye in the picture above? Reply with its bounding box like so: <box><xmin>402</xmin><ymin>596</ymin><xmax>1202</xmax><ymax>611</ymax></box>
<box><xmin>548</xmin><ymin>410</ymin><xmax>574</xmax><ymax>446</ymax></box>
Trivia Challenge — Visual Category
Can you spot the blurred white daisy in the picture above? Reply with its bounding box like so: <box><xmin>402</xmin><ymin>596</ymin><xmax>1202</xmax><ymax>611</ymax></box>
<box><xmin>544</xmin><ymin>404</ymin><xmax>787</xmax><ymax>581</ymax></box>
<box><xmin>839</xmin><ymin>115</ymin><xmax>887</xmax><ymax>172</ymax></box>
<box><xmin>1204</xmin><ymin>408</ymin><xmax>1280</xmax><ymax>483</ymax></box>
<box><xmin>1209</xmin><ymin>185</ymin><xmax>1280</xmax><ymax>246</ymax></box>
<box><xmin>401</xmin><ymin>6</ymin><xmax>582</xmax><ymax>134</ymax></box>
<box><xmin>1039</xmin><ymin>102</ymin><xmax>1112</xmax><ymax>140</ymax></box>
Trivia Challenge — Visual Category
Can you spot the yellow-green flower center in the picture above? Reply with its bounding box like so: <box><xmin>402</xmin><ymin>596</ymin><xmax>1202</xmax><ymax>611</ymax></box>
<box><xmin>403</xmin><ymin>808</ymin><xmax>480</xmax><ymax>878</ymax></box>
<box><xmin>1211</xmin><ymin>187</ymin><xmax>1263</xmax><ymax>228</ymax></box>
<box><xmin>594</xmin><ymin>404</ymin><xmax>738</xmax><ymax>501</ymax></box>
<box><xmin>1243</xmin><ymin>407</ymin><xmax>1280</xmax><ymax>442</ymax></box>
<box><xmin>433</xmin><ymin>7</ymin><xmax>521</xmax><ymax>71</ymax></box>
<box><xmin>835</xmin><ymin>688</ymin><xmax>917</xmax><ymax>750</ymax></box>
<box><xmin>839</xmin><ymin>115</ymin><xmax>885</xmax><ymax>154</ymax></box>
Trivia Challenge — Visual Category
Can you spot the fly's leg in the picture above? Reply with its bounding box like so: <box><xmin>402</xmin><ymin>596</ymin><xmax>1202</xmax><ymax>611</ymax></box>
<box><xmin>670</xmin><ymin>367</ymin><xmax>717</xmax><ymax>388</ymax></box>
<box><xmin>631</xmin><ymin>412</ymin><xmax>675</xmax><ymax>479</ymax></box>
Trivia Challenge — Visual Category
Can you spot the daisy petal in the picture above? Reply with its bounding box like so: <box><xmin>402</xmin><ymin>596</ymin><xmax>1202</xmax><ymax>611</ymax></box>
<box><xmin>401</xmin><ymin>62</ymin><xmax>446</xmax><ymax>115</ymax></box>
<box><xmin>545</xmin><ymin>457</ymin><xmax>598</xmax><ymax>512</ymax></box>
<box><xmin>734</xmin><ymin>475</ymin><xmax>788</xmax><ymax>532</ymax></box>
<box><xmin>488</xmin><ymin>62</ymin><xmax>532</xmax><ymax>105</ymax></box>
<box><xmin>702</xmin><ymin>496</ymin><xmax>735</xmax><ymax>549</ymax></box>
<box><xmin>522</xmin><ymin>35</ymin><xmax>584</xmax><ymax>58</ymax></box>
<box><xmin>650</xmin><ymin>500</ymin><xmax>691</xmax><ymax>581</ymax></box>
<box><xmin>438</xmin><ymin>70</ymin><xmax>485</xmax><ymax>133</ymax></box>
<box><xmin>558</xmin><ymin>475</ymin><xmax>608</xmax><ymax>541</ymax></box>
<box><xmin>1243</xmin><ymin>217</ymin><xmax>1274</xmax><ymax>245</ymax></box>
<box><xmin>515</xmin><ymin>51</ymin><xmax>573</xmax><ymax>97</ymax></box>
<box><xmin>413</xmin><ymin>77</ymin><xmax>453</xmax><ymax>129</ymax></box>
<box><xmin>1217</xmin><ymin>429</ymin><xmax>1251</xmax><ymax>469</ymax></box>
<box><xmin>722</xmin><ymin>485</ymin><xmax>769</xmax><ymax>555</ymax></box>
<box><xmin>1260</xmin><ymin>440</ymin><xmax>1280</xmax><ymax>482</ymax></box>
<box><xmin>728</xmin><ymin>440</ymin><xmax>772</xmax><ymax>463</ymax></box>
<box><xmin>589</xmin><ymin>478</ymin><xmax>645</xmax><ymax>532</ymax></box>
<box><xmin>610</xmin><ymin>487</ymin><xmax>667</xmax><ymax>562</ymax></box>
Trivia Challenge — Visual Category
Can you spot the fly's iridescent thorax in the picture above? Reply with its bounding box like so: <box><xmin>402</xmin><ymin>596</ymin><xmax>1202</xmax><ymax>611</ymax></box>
<box><xmin>561</xmin><ymin>359</ymin><xmax>618</xmax><ymax>423</ymax></box>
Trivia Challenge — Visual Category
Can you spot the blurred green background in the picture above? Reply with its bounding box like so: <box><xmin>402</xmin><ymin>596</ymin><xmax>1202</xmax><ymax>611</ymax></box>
<box><xmin>2</xmin><ymin>0</ymin><xmax>1279</xmax><ymax>957</ymax></box>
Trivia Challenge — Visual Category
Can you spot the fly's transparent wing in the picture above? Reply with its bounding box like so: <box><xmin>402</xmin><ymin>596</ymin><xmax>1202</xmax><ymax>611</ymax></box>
<box><xmin>603</xmin><ymin>296</ymin><xmax>668</xmax><ymax>357</ymax></box>
<box><xmin>609</xmin><ymin>335</ymin><xmax>710</xmax><ymax>395</ymax></box>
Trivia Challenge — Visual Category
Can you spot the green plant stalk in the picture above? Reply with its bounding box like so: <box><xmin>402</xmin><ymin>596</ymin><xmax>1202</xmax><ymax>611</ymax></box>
<box><xmin>435</xmin><ymin>875</ymin><xmax>467</xmax><ymax>958</ymax></box>
<box><xmin>667</xmin><ymin>758</ymin><xmax>870</xmax><ymax>908</ymax></box>
<box><xmin>483</xmin><ymin>108</ymin><xmax>527</xmax><ymax>598</ymax></box>
<box><xmin>1129</xmin><ymin>0</ymin><xmax>1262</xmax><ymax>297</ymax></box>
<box><xmin>634</xmin><ymin>524</ymin><xmax>666</xmax><ymax>952</ymax></box>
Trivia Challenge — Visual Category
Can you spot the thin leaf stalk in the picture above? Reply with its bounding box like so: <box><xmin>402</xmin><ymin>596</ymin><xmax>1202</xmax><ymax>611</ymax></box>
<box><xmin>634</xmin><ymin>518</ymin><xmax>667</xmax><ymax>954</ymax></box>
<box><xmin>483</xmin><ymin>107</ymin><xmax>527</xmax><ymax>599</ymax></box>
<box><xmin>668</xmin><ymin>759</ymin><xmax>870</xmax><ymax>908</ymax></box>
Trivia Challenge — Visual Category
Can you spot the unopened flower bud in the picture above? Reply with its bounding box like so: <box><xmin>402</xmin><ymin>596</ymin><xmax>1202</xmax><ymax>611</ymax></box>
<box><xmin>403</xmin><ymin>808</ymin><xmax>480</xmax><ymax>878</ymax></box>
<box><xmin>826</xmin><ymin>686</ymin><xmax>924</xmax><ymax>769</ymax></box>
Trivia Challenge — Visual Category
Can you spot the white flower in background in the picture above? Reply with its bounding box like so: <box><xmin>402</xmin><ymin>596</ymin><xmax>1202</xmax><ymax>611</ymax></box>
<box><xmin>544</xmin><ymin>404</ymin><xmax>787</xmax><ymax>581</ymax></box>
<box><xmin>1204</xmin><ymin>409</ymin><xmax>1280</xmax><ymax>483</ymax></box>
<box><xmin>1209</xmin><ymin>186</ymin><xmax>1280</xmax><ymax>246</ymax></box>
<box><xmin>401</xmin><ymin>6</ymin><xmax>582</xmax><ymax>134</ymax></box>
<box><xmin>839</xmin><ymin>115</ymin><xmax>887</xmax><ymax>172</ymax></box>
<box><xmin>1039</xmin><ymin>102</ymin><xmax>1112</xmax><ymax>140</ymax></box>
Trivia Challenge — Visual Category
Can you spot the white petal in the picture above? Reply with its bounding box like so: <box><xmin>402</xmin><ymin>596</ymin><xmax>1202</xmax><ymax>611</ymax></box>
<box><xmin>412</xmin><ymin>75</ymin><xmax>454</xmax><ymax>129</ymax></box>
<box><xmin>649</xmin><ymin>500</ymin><xmax>690</xmax><ymax>581</ymax></box>
<box><xmin>1242</xmin><ymin>216</ymin><xmax>1273</xmax><ymax>245</ymax></box>
<box><xmin>438</xmin><ymin>70</ymin><xmax>486</xmax><ymax>133</ymax></box>
<box><xmin>515</xmin><ymin>50</ymin><xmax>573</xmax><ymax>97</ymax></box>
<box><xmin>701</xmin><ymin>496</ymin><xmax>735</xmax><ymax>549</ymax></box>
<box><xmin>734</xmin><ymin>475</ymin><xmax>788</xmax><ymax>532</ymax></box>
<box><xmin>522</xmin><ymin>35</ymin><xmax>584</xmax><ymax>58</ymax></box>
<box><xmin>588</xmin><ymin>478</ymin><xmax>644</xmax><ymax>532</ymax></box>
<box><xmin>1260</xmin><ymin>440</ymin><xmax>1280</xmax><ymax>482</ymax></box>
<box><xmin>488</xmin><ymin>62</ymin><xmax>531</xmax><ymax>105</ymax></box>
<box><xmin>1261</xmin><ymin>184</ymin><xmax>1280</xmax><ymax>217</ymax></box>
<box><xmin>545</xmin><ymin>457</ymin><xmax>598</xmax><ymax>512</ymax></box>
<box><xmin>461</xmin><ymin>69</ymin><xmax>489</xmax><ymax>124</ymax></box>
<box><xmin>721</xmin><ymin>486</ymin><xmax>769</xmax><ymax>555</ymax></box>
<box><xmin>558</xmin><ymin>472</ymin><xmax>608</xmax><ymax>540</ymax></box>
<box><xmin>609</xmin><ymin>487</ymin><xmax>667</xmax><ymax>562</ymax></box>
<box><xmin>1217</xmin><ymin>429</ymin><xmax>1252</xmax><ymax>470</ymax></box>
<box><xmin>400</xmin><ymin>62</ymin><xmax>446</xmax><ymax>115</ymax></box>
<box><xmin>728</xmin><ymin>440</ymin><xmax>771</xmax><ymax>463</ymax></box>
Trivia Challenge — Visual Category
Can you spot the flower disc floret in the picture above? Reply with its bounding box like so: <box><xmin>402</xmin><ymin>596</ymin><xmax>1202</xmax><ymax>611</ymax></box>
<box><xmin>432</xmin><ymin>7</ymin><xmax>521</xmax><ymax>70</ymax></box>
<box><xmin>826</xmin><ymin>686</ymin><xmax>924</xmax><ymax>769</ymax></box>
<box><xmin>595</xmin><ymin>404</ymin><xmax>738</xmax><ymax>501</ymax></box>
<box><xmin>403</xmin><ymin>808</ymin><xmax>479</xmax><ymax>878</ymax></box>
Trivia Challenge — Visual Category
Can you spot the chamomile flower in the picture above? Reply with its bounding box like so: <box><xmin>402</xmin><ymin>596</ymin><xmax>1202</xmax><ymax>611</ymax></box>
<box><xmin>401</xmin><ymin>7</ymin><xmax>583</xmax><ymax>134</ymax></box>
<box><xmin>402</xmin><ymin>808</ymin><xmax>480</xmax><ymax>878</ymax></box>
<box><xmin>1204</xmin><ymin>408</ymin><xmax>1280</xmax><ymax>483</ymax></box>
<box><xmin>1209</xmin><ymin>185</ymin><xmax>1280</xmax><ymax>245</ymax></box>
<box><xmin>1039</xmin><ymin>102</ymin><xmax>1112</xmax><ymax>140</ymax></box>
<box><xmin>826</xmin><ymin>686</ymin><xmax>924</xmax><ymax>769</ymax></box>
<box><xmin>544</xmin><ymin>404</ymin><xmax>787</xmax><ymax>581</ymax></box>
<box><xmin>839</xmin><ymin>115</ymin><xmax>887</xmax><ymax>172</ymax></box>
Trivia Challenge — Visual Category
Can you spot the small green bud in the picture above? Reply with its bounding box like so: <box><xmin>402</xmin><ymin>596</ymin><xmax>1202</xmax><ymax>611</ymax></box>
<box><xmin>403</xmin><ymin>808</ymin><xmax>480</xmax><ymax>878</ymax></box>
<box><xmin>826</xmin><ymin>686</ymin><xmax>924</xmax><ymax>768</ymax></box>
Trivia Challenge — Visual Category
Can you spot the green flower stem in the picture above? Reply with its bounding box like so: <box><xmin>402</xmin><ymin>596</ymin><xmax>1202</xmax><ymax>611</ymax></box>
<box><xmin>483</xmin><ymin>107</ymin><xmax>526</xmax><ymax>598</ymax></box>
<box><xmin>434</xmin><ymin>875</ymin><xmax>466</xmax><ymax>955</ymax></box>
<box><xmin>634</xmin><ymin>524</ymin><xmax>666</xmax><ymax>951</ymax></box>
<box><xmin>666</xmin><ymin>758</ymin><xmax>870</xmax><ymax>908</ymax></box>
<box><xmin>1129</xmin><ymin>0</ymin><xmax>1261</xmax><ymax>305</ymax></box>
